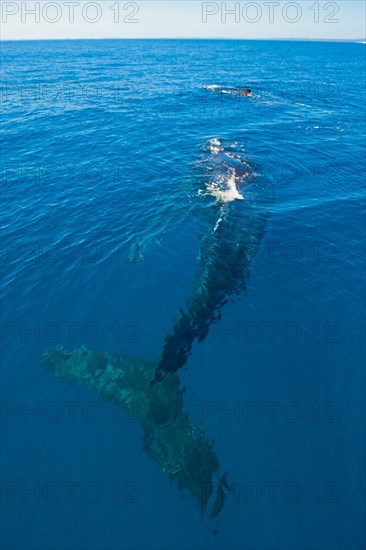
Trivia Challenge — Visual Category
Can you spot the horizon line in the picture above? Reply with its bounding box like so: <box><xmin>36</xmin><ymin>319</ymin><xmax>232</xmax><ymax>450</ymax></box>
<box><xmin>1</xmin><ymin>37</ymin><xmax>365</xmax><ymax>42</ymax></box>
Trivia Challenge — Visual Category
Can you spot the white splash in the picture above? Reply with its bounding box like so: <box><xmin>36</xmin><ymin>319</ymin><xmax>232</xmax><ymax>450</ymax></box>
<box><xmin>206</xmin><ymin>168</ymin><xmax>244</xmax><ymax>203</ymax></box>
<box><xmin>213</xmin><ymin>214</ymin><xmax>224</xmax><ymax>233</ymax></box>
<box><xmin>207</xmin><ymin>137</ymin><xmax>223</xmax><ymax>155</ymax></box>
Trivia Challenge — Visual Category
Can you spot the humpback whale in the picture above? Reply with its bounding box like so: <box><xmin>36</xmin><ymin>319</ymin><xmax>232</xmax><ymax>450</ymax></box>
<box><xmin>42</xmin><ymin>138</ymin><xmax>271</xmax><ymax>519</ymax></box>
<box><xmin>153</xmin><ymin>138</ymin><xmax>271</xmax><ymax>384</ymax></box>
<box><xmin>204</xmin><ymin>85</ymin><xmax>253</xmax><ymax>97</ymax></box>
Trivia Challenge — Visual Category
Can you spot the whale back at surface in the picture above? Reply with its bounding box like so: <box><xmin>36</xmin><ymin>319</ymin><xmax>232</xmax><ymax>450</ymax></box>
<box><xmin>154</xmin><ymin>138</ymin><xmax>273</xmax><ymax>382</ymax></box>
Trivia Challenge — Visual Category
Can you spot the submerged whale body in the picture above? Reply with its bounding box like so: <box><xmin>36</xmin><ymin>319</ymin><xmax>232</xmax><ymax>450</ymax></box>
<box><xmin>153</xmin><ymin>138</ymin><xmax>272</xmax><ymax>384</ymax></box>
<box><xmin>42</xmin><ymin>138</ymin><xmax>272</xmax><ymax>519</ymax></box>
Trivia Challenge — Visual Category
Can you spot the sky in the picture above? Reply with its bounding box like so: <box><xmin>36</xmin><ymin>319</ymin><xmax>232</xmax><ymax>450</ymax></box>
<box><xmin>1</xmin><ymin>1</ymin><xmax>365</xmax><ymax>41</ymax></box>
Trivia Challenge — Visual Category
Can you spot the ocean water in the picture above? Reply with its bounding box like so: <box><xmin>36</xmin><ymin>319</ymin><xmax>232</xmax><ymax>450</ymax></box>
<box><xmin>1</xmin><ymin>39</ymin><xmax>365</xmax><ymax>550</ymax></box>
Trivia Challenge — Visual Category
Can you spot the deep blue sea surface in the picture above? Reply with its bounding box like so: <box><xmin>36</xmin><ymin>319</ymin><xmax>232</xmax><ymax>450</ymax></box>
<box><xmin>1</xmin><ymin>39</ymin><xmax>365</xmax><ymax>550</ymax></box>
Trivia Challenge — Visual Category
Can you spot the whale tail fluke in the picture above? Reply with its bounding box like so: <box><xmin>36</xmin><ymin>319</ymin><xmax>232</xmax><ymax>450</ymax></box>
<box><xmin>42</xmin><ymin>345</ymin><xmax>223</xmax><ymax>516</ymax></box>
